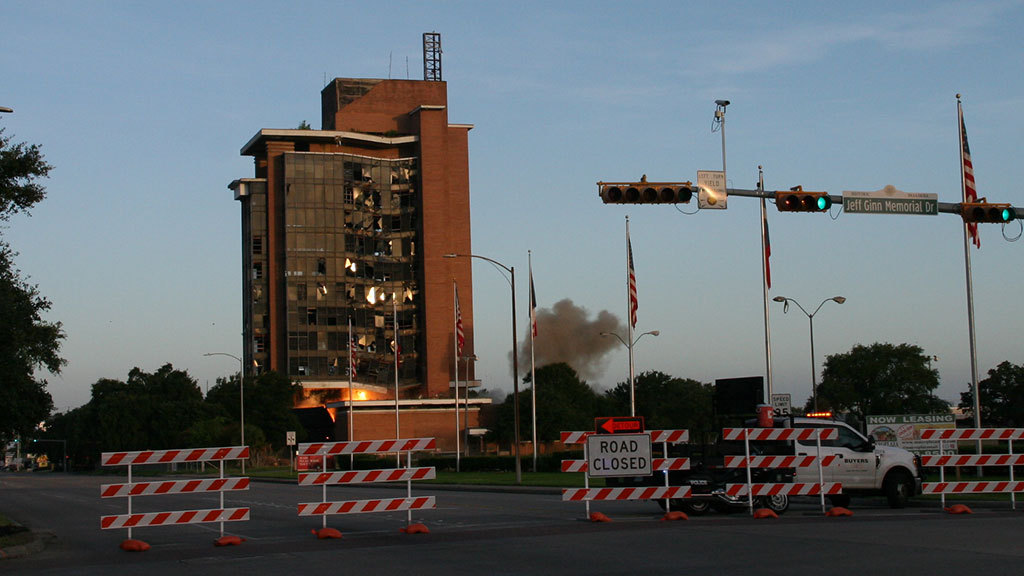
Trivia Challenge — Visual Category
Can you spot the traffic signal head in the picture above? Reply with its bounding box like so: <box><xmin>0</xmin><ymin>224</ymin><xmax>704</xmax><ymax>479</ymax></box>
<box><xmin>961</xmin><ymin>202</ymin><xmax>1017</xmax><ymax>223</ymax></box>
<box><xmin>775</xmin><ymin>189</ymin><xmax>832</xmax><ymax>212</ymax></box>
<box><xmin>599</xmin><ymin>181</ymin><xmax>695</xmax><ymax>204</ymax></box>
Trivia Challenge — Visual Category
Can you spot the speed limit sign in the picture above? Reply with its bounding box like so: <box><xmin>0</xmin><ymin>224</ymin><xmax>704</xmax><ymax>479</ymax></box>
<box><xmin>771</xmin><ymin>394</ymin><xmax>791</xmax><ymax>417</ymax></box>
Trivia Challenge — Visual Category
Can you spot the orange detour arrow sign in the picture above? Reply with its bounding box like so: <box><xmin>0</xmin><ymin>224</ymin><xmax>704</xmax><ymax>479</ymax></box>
<box><xmin>595</xmin><ymin>416</ymin><xmax>645</xmax><ymax>435</ymax></box>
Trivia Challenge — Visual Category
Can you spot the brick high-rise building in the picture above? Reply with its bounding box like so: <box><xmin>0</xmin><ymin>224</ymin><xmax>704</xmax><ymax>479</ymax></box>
<box><xmin>229</xmin><ymin>77</ymin><xmax>482</xmax><ymax>448</ymax></box>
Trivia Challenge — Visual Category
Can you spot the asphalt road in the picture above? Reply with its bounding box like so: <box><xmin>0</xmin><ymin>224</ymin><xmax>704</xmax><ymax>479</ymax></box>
<box><xmin>3</xmin><ymin>473</ymin><xmax>1024</xmax><ymax>575</ymax></box>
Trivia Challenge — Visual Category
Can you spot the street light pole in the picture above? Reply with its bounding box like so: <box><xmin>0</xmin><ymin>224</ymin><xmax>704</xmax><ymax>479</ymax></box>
<box><xmin>772</xmin><ymin>296</ymin><xmax>846</xmax><ymax>411</ymax></box>
<box><xmin>204</xmin><ymin>352</ymin><xmax>245</xmax><ymax>472</ymax></box>
<box><xmin>600</xmin><ymin>330</ymin><xmax>659</xmax><ymax>416</ymax></box>
<box><xmin>445</xmin><ymin>253</ymin><xmax>522</xmax><ymax>484</ymax></box>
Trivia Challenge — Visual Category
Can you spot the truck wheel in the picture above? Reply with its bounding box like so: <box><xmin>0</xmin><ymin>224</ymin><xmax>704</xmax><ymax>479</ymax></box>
<box><xmin>760</xmin><ymin>494</ymin><xmax>789</xmax><ymax>514</ymax></box>
<box><xmin>884</xmin><ymin>469</ymin><xmax>914</xmax><ymax>508</ymax></box>
<box><xmin>681</xmin><ymin>500</ymin><xmax>711</xmax><ymax>516</ymax></box>
<box><xmin>658</xmin><ymin>499</ymin><xmax>690</xmax><ymax>513</ymax></box>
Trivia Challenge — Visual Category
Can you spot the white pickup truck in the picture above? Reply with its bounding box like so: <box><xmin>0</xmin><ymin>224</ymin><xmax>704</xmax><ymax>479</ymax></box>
<box><xmin>789</xmin><ymin>416</ymin><xmax>922</xmax><ymax>508</ymax></box>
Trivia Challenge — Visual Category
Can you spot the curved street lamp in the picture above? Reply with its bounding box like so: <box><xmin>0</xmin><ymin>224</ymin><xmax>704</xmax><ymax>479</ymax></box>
<box><xmin>444</xmin><ymin>253</ymin><xmax>522</xmax><ymax>484</ymax></box>
<box><xmin>204</xmin><ymin>352</ymin><xmax>245</xmax><ymax>472</ymax></box>
<box><xmin>772</xmin><ymin>296</ymin><xmax>846</xmax><ymax>411</ymax></box>
<box><xmin>600</xmin><ymin>330</ymin><xmax>660</xmax><ymax>416</ymax></box>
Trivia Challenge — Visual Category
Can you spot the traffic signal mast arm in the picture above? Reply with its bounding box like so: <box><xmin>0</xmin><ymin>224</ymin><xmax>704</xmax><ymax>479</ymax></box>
<box><xmin>599</xmin><ymin>181</ymin><xmax>1022</xmax><ymax>221</ymax></box>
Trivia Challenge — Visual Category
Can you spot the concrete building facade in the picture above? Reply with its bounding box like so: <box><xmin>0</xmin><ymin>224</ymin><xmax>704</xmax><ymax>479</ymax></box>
<box><xmin>229</xmin><ymin>78</ymin><xmax>484</xmax><ymax>449</ymax></box>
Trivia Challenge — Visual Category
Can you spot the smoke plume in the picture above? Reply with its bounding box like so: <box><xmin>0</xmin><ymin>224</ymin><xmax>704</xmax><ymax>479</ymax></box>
<box><xmin>513</xmin><ymin>298</ymin><xmax>626</xmax><ymax>381</ymax></box>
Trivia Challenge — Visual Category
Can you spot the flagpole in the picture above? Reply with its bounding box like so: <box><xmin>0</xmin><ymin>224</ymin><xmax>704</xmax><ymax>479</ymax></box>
<box><xmin>529</xmin><ymin>251</ymin><xmax>538</xmax><ymax>473</ymax></box>
<box><xmin>453</xmin><ymin>280</ymin><xmax>461</xmax><ymax>472</ymax></box>
<box><xmin>626</xmin><ymin>216</ymin><xmax>636</xmax><ymax>417</ymax></box>
<box><xmin>759</xmin><ymin>166</ymin><xmax>774</xmax><ymax>399</ymax></box>
<box><xmin>958</xmin><ymin>95</ymin><xmax>983</xmax><ymax>438</ymax></box>
<box><xmin>347</xmin><ymin>317</ymin><xmax>355</xmax><ymax>469</ymax></box>
<box><xmin>394</xmin><ymin>295</ymin><xmax>400</xmax><ymax>465</ymax></box>
<box><xmin>463</xmin><ymin>355</ymin><xmax>471</xmax><ymax>457</ymax></box>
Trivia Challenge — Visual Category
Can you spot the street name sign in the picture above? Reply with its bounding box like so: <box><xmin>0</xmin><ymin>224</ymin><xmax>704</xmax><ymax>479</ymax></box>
<box><xmin>843</xmin><ymin>185</ymin><xmax>938</xmax><ymax>215</ymax></box>
<box><xmin>585</xmin><ymin>433</ymin><xmax>652</xmax><ymax>478</ymax></box>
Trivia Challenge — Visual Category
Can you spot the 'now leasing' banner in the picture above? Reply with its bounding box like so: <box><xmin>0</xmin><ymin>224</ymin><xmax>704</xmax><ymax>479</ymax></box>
<box><xmin>866</xmin><ymin>414</ymin><xmax>956</xmax><ymax>455</ymax></box>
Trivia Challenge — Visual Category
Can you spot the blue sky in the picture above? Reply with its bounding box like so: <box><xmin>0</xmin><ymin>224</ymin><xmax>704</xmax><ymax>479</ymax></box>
<box><xmin>3</xmin><ymin>1</ymin><xmax>1023</xmax><ymax>413</ymax></box>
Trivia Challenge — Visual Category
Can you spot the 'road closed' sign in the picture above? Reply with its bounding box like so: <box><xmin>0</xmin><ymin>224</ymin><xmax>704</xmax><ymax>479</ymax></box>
<box><xmin>585</xmin><ymin>433</ymin><xmax>652</xmax><ymax>478</ymax></box>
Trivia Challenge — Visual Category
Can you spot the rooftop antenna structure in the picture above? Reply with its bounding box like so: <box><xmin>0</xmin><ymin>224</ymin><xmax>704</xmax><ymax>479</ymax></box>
<box><xmin>423</xmin><ymin>32</ymin><xmax>442</xmax><ymax>82</ymax></box>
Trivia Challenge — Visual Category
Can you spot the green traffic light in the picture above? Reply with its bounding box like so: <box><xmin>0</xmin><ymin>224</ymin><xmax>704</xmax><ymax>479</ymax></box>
<box><xmin>1001</xmin><ymin>207</ymin><xmax>1016</xmax><ymax>222</ymax></box>
<box><xmin>817</xmin><ymin>196</ymin><xmax>831</xmax><ymax>211</ymax></box>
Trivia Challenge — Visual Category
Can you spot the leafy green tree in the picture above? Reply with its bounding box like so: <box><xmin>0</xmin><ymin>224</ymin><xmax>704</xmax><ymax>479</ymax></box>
<box><xmin>488</xmin><ymin>363</ymin><xmax>604</xmax><ymax>445</ymax></box>
<box><xmin>605</xmin><ymin>371</ymin><xmax>714</xmax><ymax>438</ymax></box>
<box><xmin>246</xmin><ymin>371</ymin><xmax>303</xmax><ymax>449</ymax></box>
<box><xmin>0</xmin><ymin>129</ymin><xmax>62</xmax><ymax>444</ymax></box>
<box><xmin>204</xmin><ymin>370</ymin><xmax>303</xmax><ymax>450</ymax></box>
<box><xmin>68</xmin><ymin>365</ymin><xmax>209</xmax><ymax>459</ymax></box>
<box><xmin>0</xmin><ymin>128</ymin><xmax>51</xmax><ymax>220</ymax></box>
<box><xmin>43</xmin><ymin>406</ymin><xmax>99</xmax><ymax>469</ymax></box>
<box><xmin>129</xmin><ymin>364</ymin><xmax>207</xmax><ymax>449</ymax></box>
<box><xmin>204</xmin><ymin>375</ymin><xmax>240</xmax><ymax>417</ymax></box>
<box><xmin>44</xmin><ymin>366</ymin><xmax>304</xmax><ymax>467</ymax></box>
<box><xmin>959</xmin><ymin>361</ymin><xmax>1024</xmax><ymax>427</ymax></box>
<box><xmin>184</xmin><ymin>415</ymin><xmax>236</xmax><ymax>448</ymax></box>
<box><xmin>86</xmin><ymin>377</ymin><xmax>148</xmax><ymax>452</ymax></box>
<box><xmin>817</xmin><ymin>342</ymin><xmax>949</xmax><ymax>423</ymax></box>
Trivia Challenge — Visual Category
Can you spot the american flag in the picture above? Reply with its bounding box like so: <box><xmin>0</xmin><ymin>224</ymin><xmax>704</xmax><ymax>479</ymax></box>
<box><xmin>960</xmin><ymin>106</ymin><xmax>980</xmax><ymax>248</ymax></box>
<box><xmin>529</xmin><ymin>269</ymin><xmax>538</xmax><ymax>338</ymax></box>
<box><xmin>763</xmin><ymin>208</ymin><xmax>772</xmax><ymax>289</ymax></box>
<box><xmin>627</xmin><ymin>232</ymin><xmax>638</xmax><ymax>329</ymax></box>
<box><xmin>455</xmin><ymin>283</ymin><xmax>465</xmax><ymax>355</ymax></box>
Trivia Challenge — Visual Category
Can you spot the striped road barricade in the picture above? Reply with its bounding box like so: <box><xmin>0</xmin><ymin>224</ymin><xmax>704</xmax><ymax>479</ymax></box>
<box><xmin>919</xmin><ymin>428</ymin><xmax>1024</xmax><ymax>510</ymax></box>
<box><xmin>296</xmin><ymin>438</ymin><xmax>436</xmax><ymax>531</ymax></box>
<box><xmin>722</xmin><ymin>427</ymin><xmax>839</xmax><ymax>515</ymax></box>
<box><xmin>560</xmin><ymin>429</ymin><xmax>689</xmax><ymax>517</ymax></box>
<box><xmin>100</xmin><ymin>446</ymin><xmax>250</xmax><ymax>545</ymax></box>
